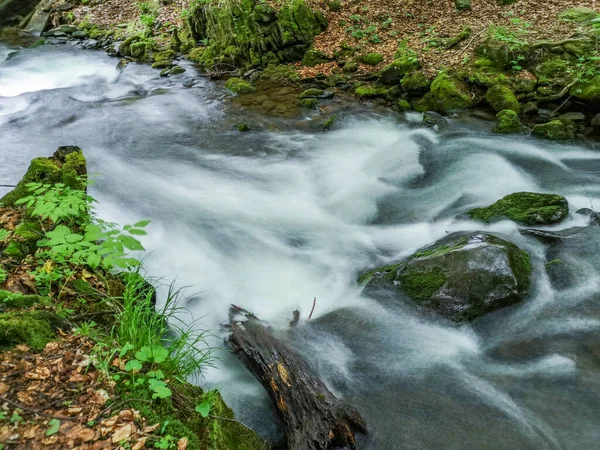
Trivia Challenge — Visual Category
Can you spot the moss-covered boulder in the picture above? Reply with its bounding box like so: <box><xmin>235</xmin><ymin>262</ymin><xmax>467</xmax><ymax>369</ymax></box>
<box><xmin>0</xmin><ymin>311</ymin><xmax>63</xmax><ymax>350</ymax></box>
<box><xmin>0</xmin><ymin>146</ymin><xmax>86</xmax><ymax>206</ymax></box>
<box><xmin>360</xmin><ymin>52</ymin><xmax>384</xmax><ymax>66</ymax></box>
<box><xmin>558</xmin><ymin>7</ymin><xmax>599</xmax><ymax>22</ymax></box>
<box><xmin>225</xmin><ymin>77</ymin><xmax>256</xmax><ymax>94</ymax></box>
<box><xmin>299</xmin><ymin>88</ymin><xmax>324</xmax><ymax>99</ymax></box>
<box><xmin>493</xmin><ymin>109</ymin><xmax>522</xmax><ymax>134</ymax></box>
<box><xmin>354</xmin><ymin>85</ymin><xmax>389</xmax><ymax>98</ymax></box>
<box><xmin>485</xmin><ymin>85</ymin><xmax>520</xmax><ymax>113</ymax></box>
<box><xmin>570</xmin><ymin>75</ymin><xmax>600</xmax><ymax>104</ymax></box>
<box><xmin>359</xmin><ymin>232</ymin><xmax>531</xmax><ymax>322</ymax></box>
<box><xmin>301</xmin><ymin>49</ymin><xmax>328</xmax><ymax>66</ymax></box>
<box><xmin>400</xmin><ymin>71</ymin><xmax>431</xmax><ymax>93</ymax></box>
<box><xmin>188</xmin><ymin>0</ymin><xmax>327</xmax><ymax>68</ymax></box>
<box><xmin>413</xmin><ymin>72</ymin><xmax>475</xmax><ymax>112</ymax></box>
<box><xmin>531</xmin><ymin>120</ymin><xmax>574</xmax><ymax>140</ymax></box>
<box><xmin>468</xmin><ymin>192</ymin><xmax>569</xmax><ymax>226</ymax></box>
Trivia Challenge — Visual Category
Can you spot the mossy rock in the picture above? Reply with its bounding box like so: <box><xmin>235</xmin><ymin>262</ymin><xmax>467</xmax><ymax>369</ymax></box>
<box><xmin>493</xmin><ymin>109</ymin><xmax>522</xmax><ymax>134</ymax></box>
<box><xmin>130</xmin><ymin>41</ymin><xmax>148</xmax><ymax>60</ymax></box>
<box><xmin>485</xmin><ymin>85</ymin><xmax>520</xmax><ymax>113</ymax></box>
<box><xmin>0</xmin><ymin>311</ymin><xmax>63</xmax><ymax>350</ymax></box>
<box><xmin>0</xmin><ymin>146</ymin><xmax>86</xmax><ymax>206</ymax></box>
<box><xmin>354</xmin><ymin>85</ymin><xmax>389</xmax><ymax>98</ymax></box>
<box><xmin>455</xmin><ymin>0</ymin><xmax>471</xmax><ymax>11</ymax></box>
<box><xmin>413</xmin><ymin>72</ymin><xmax>475</xmax><ymax>112</ymax></box>
<box><xmin>378</xmin><ymin>55</ymin><xmax>419</xmax><ymax>85</ymax></box>
<box><xmin>531</xmin><ymin>120</ymin><xmax>574</xmax><ymax>140</ymax></box>
<box><xmin>259</xmin><ymin>64</ymin><xmax>300</xmax><ymax>82</ymax></box>
<box><xmin>225</xmin><ymin>77</ymin><xmax>256</xmax><ymax>94</ymax></box>
<box><xmin>397</xmin><ymin>99</ymin><xmax>411</xmax><ymax>111</ymax></box>
<box><xmin>475</xmin><ymin>42</ymin><xmax>512</xmax><ymax>68</ymax></box>
<box><xmin>570</xmin><ymin>74</ymin><xmax>600</xmax><ymax>104</ymax></box>
<box><xmin>359</xmin><ymin>232</ymin><xmax>531</xmax><ymax>322</ymax></box>
<box><xmin>299</xmin><ymin>88</ymin><xmax>325</xmax><ymax>99</ymax></box>
<box><xmin>558</xmin><ymin>7</ymin><xmax>599</xmax><ymax>22</ymax></box>
<box><xmin>154</xmin><ymin>49</ymin><xmax>175</xmax><ymax>62</ymax></box>
<box><xmin>188</xmin><ymin>0</ymin><xmax>326</xmax><ymax>68</ymax></box>
<box><xmin>301</xmin><ymin>49</ymin><xmax>328</xmax><ymax>67</ymax></box>
<box><xmin>299</xmin><ymin>98</ymin><xmax>319</xmax><ymax>109</ymax></box>
<box><xmin>400</xmin><ymin>71</ymin><xmax>431</xmax><ymax>93</ymax></box>
<box><xmin>0</xmin><ymin>290</ymin><xmax>43</xmax><ymax>309</ymax></box>
<box><xmin>360</xmin><ymin>52</ymin><xmax>383</xmax><ymax>66</ymax></box>
<box><xmin>237</xmin><ymin>123</ymin><xmax>251</xmax><ymax>132</ymax></box>
<box><xmin>343</xmin><ymin>61</ymin><xmax>359</xmax><ymax>73</ymax></box>
<box><xmin>468</xmin><ymin>192</ymin><xmax>569</xmax><ymax>225</ymax></box>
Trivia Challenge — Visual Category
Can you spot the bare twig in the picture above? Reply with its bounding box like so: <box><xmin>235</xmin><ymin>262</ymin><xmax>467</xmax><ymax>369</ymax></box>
<box><xmin>308</xmin><ymin>297</ymin><xmax>316</xmax><ymax>320</ymax></box>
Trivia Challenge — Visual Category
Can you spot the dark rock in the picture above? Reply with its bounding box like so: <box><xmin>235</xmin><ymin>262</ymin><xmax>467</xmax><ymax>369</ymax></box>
<box><xmin>575</xmin><ymin>208</ymin><xmax>600</xmax><ymax>225</ymax></box>
<box><xmin>56</xmin><ymin>2</ymin><xmax>74</xmax><ymax>11</ymax></box>
<box><xmin>558</xmin><ymin>112</ymin><xmax>586</xmax><ymax>122</ymax></box>
<box><xmin>359</xmin><ymin>232</ymin><xmax>531</xmax><ymax>322</ymax></box>
<box><xmin>422</xmin><ymin>111</ymin><xmax>449</xmax><ymax>130</ymax></box>
<box><xmin>71</xmin><ymin>30</ymin><xmax>88</xmax><ymax>39</ymax></box>
<box><xmin>519</xmin><ymin>228</ymin><xmax>563</xmax><ymax>243</ymax></box>
<box><xmin>81</xmin><ymin>39</ymin><xmax>99</xmax><ymax>49</ymax></box>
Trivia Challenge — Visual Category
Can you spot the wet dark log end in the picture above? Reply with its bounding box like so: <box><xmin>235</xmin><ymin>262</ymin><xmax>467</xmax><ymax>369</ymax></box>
<box><xmin>228</xmin><ymin>318</ymin><xmax>366</xmax><ymax>450</ymax></box>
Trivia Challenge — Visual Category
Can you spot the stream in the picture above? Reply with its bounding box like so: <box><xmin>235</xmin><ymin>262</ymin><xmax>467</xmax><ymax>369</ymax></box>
<box><xmin>1</xmin><ymin>44</ymin><xmax>600</xmax><ymax>450</ymax></box>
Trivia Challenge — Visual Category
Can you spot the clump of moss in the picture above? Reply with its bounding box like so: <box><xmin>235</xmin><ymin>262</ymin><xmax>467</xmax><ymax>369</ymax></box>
<box><xmin>237</xmin><ymin>123</ymin><xmax>251</xmax><ymax>132</ymax></box>
<box><xmin>413</xmin><ymin>72</ymin><xmax>475</xmax><ymax>112</ymax></box>
<box><xmin>360</xmin><ymin>52</ymin><xmax>384</xmax><ymax>66</ymax></box>
<box><xmin>531</xmin><ymin>120</ymin><xmax>574</xmax><ymax>140</ymax></box>
<box><xmin>301</xmin><ymin>49</ymin><xmax>328</xmax><ymax>67</ymax></box>
<box><xmin>299</xmin><ymin>98</ymin><xmax>319</xmax><ymax>109</ymax></box>
<box><xmin>358</xmin><ymin>263</ymin><xmax>403</xmax><ymax>284</ymax></box>
<box><xmin>508</xmin><ymin>247</ymin><xmax>532</xmax><ymax>293</ymax></box>
<box><xmin>493</xmin><ymin>109</ymin><xmax>522</xmax><ymax>134</ymax></box>
<box><xmin>401</xmin><ymin>71</ymin><xmax>430</xmax><ymax>93</ymax></box>
<box><xmin>0</xmin><ymin>311</ymin><xmax>61</xmax><ymax>350</ymax></box>
<box><xmin>343</xmin><ymin>61</ymin><xmax>359</xmax><ymax>73</ymax></box>
<box><xmin>485</xmin><ymin>85</ymin><xmax>520</xmax><ymax>113</ymax></box>
<box><xmin>468</xmin><ymin>192</ymin><xmax>569</xmax><ymax>225</ymax></box>
<box><xmin>154</xmin><ymin>49</ymin><xmax>175</xmax><ymax>62</ymax></box>
<box><xmin>323</xmin><ymin>115</ymin><xmax>337</xmax><ymax>130</ymax></box>
<box><xmin>399</xmin><ymin>268</ymin><xmax>447</xmax><ymax>301</ymax></box>
<box><xmin>354</xmin><ymin>85</ymin><xmax>389</xmax><ymax>98</ymax></box>
<box><xmin>225</xmin><ymin>78</ymin><xmax>256</xmax><ymax>94</ymax></box>
<box><xmin>259</xmin><ymin>64</ymin><xmax>300</xmax><ymax>82</ymax></box>
<box><xmin>571</xmin><ymin>74</ymin><xmax>600</xmax><ymax>104</ymax></box>
<box><xmin>397</xmin><ymin>99</ymin><xmax>411</xmax><ymax>111</ymax></box>
<box><xmin>299</xmin><ymin>88</ymin><xmax>325</xmax><ymax>99</ymax></box>
<box><xmin>0</xmin><ymin>290</ymin><xmax>42</xmax><ymax>309</ymax></box>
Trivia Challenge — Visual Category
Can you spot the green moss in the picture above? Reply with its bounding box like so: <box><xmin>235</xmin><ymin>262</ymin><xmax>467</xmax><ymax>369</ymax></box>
<box><xmin>414</xmin><ymin>72</ymin><xmax>475</xmax><ymax>112</ymax></box>
<box><xmin>0</xmin><ymin>158</ymin><xmax>61</xmax><ymax>206</ymax></box>
<box><xmin>455</xmin><ymin>0</ymin><xmax>471</xmax><ymax>11</ymax></box>
<box><xmin>237</xmin><ymin>123</ymin><xmax>251</xmax><ymax>132</ymax></box>
<box><xmin>400</xmin><ymin>71</ymin><xmax>431</xmax><ymax>93</ymax></box>
<box><xmin>299</xmin><ymin>88</ymin><xmax>324</xmax><ymax>99</ymax></box>
<box><xmin>2</xmin><ymin>240</ymin><xmax>30</xmax><ymax>261</ymax></box>
<box><xmin>0</xmin><ymin>311</ymin><xmax>60</xmax><ymax>350</ymax></box>
<box><xmin>545</xmin><ymin>258</ymin><xmax>562</xmax><ymax>268</ymax></box>
<box><xmin>493</xmin><ymin>109</ymin><xmax>522</xmax><ymax>134</ymax></box>
<box><xmin>468</xmin><ymin>192</ymin><xmax>569</xmax><ymax>225</ymax></box>
<box><xmin>485</xmin><ymin>85</ymin><xmax>520</xmax><ymax>113</ymax></box>
<box><xmin>558</xmin><ymin>7</ymin><xmax>599</xmax><ymax>22</ymax></box>
<box><xmin>302</xmin><ymin>49</ymin><xmax>328</xmax><ymax>67</ymax></box>
<box><xmin>260</xmin><ymin>64</ymin><xmax>300</xmax><ymax>82</ymax></box>
<box><xmin>354</xmin><ymin>85</ymin><xmax>389</xmax><ymax>98</ymax></box>
<box><xmin>154</xmin><ymin>49</ymin><xmax>175</xmax><ymax>62</ymax></box>
<box><xmin>399</xmin><ymin>268</ymin><xmax>447</xmax><ymax>301</ymax></box>
<box><xmin>299</xmin><ymin>98</ymin><xmax>318</xmax><ymax>109</ymax></box>
<box><xmin>531</xmin><ymin>120</ymin><xmax>574</xmax><ymax>140</ymax></box>
<box><xmin>323</xmin><ymin>115</ymin><xmax>336</xmax><ymax>130</ymax></box>
<box><xmin>397</xmin><ymin>99</ymin><xmax>411</xmax><ymax>111</ymax></box>
<box><xmin>61</xmin><ymin>151</ymin><xmax>87</xmax><ymax>190</ymax></box>
<box><xmin>225</xmin><ymin>77</ymin><xmax>256</xmax><ymax>94</ymax></box>
<box><xmin>360</xmin><ymin>52</ymin><xmax>384</xmax><ymax>66</ymax></box>
<box><xmin>13</xmin><ymin>221</ymin><xmax>41</xmax><ymax>244</ymax></box>
<box><xmin>343</xmin><ymin>61</ymin><xmax>359</xmax><ymax>72</ymax></box>
<box><xmin>508</xmin><ymin>248</ymin><xmax>531</xmax><ymax>293</ymax></box>
<box><xmin>358</xmin><ymin>263</ymin><xmax>402</xmax><ymax>284</ymax></box>
<box><xmin>534</xmin><ymin>56</ymin><xmax>573</xmax><ymax>85</ymax></box>
<box><xmin>130</xmin><ymin>41</ymin><xmax>148</xmax><ymax>60</ymax></box>
<box><xmin>571</xmin><ymin>74</ymin><xmax>600</xmax><ymax>104</ymax></box>
<box><xmin>327</xmin><ymin>0</ymin><xmax>341</xmax><ymax>11</ymax></box>
<box><xmin>0</xmin><ymin>290</ymin><xmax>42</xmax><ymax>309</ymax></box>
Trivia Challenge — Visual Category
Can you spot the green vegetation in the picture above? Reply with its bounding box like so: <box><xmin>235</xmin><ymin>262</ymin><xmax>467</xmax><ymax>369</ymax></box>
<box><xmin>399</xmin><ymin>268</ymin><xmax>447</xmax><ymax>301</ymax></box>
<box><xmin>413</xmin><ymin>72</ymin><xmax>474</xmax><ymax>112</ymax></box>
<box><xmin>299</xmin><ymin>88</ymin><xmax>325</xmax><ymax>99</ymax></box>
<box><xmin>493</xmin><ymin>109</ymin><xmax>522</xmax><ymax>134</ymax></box>
<box><xmin>468</xmin><ymin>192</ymin><xmax>569</xmax><ymax>225</ymax></box>
<box><xmin>225</xmin><ymin>78</ymin><xmax>256</xmax><ymax>94</ymax></box>
<box><xmin>485</xmin><ymin>85</ymin><xmax>520</xmax><ymax>113</ymax></box>
<box><xmin>360</xmin><ymin>52</ymin><xmax>384</xmax><ymax>66</ymax></box>
<box><xmin>531</xmin><ymin>121</ymin><xmax>574</xmax><ymax>140</ymax></box>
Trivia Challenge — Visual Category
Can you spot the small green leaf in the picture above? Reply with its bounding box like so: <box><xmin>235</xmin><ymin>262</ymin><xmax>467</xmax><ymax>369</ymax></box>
<box><xmin>124</xmin><ymin>359</ymin><xmax>143</xmax><ymax>372</ymax></box>
<box><xmin>151</xmin><ymin>385</ymin><xmax>172</xmax><ymax>399</ymax></box>
<box><xmin>119</xmin><ymin>343</ymin><xmax>134</xmax><ymax>357</ymax></box>
<box><xmin>133</xmin><ymin>220</ymin><xmax>151</xmax><ymax>228</ymax></box>
<box><xmin>46</xmin><ymin>419</ymin><xmax>60</xmax><ymax>436</ymax></box>
<box><xmin>195</xmin><ymin>401</ymin><xmax>211</xmax><ymax>418</ymax></box>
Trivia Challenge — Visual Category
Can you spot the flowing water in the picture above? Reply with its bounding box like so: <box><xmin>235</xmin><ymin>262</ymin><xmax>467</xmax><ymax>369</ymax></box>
<box><xmin>1</xmin><ymin>44</ymin><xmax>600</xmax><ymax>450</ymax></box>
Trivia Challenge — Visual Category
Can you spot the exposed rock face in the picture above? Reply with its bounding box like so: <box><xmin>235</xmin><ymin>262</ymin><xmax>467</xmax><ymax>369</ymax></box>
<box><xmin>468</xmin><ymin>192</ymin><xmax>569</xmax><ymax>226</ymax></box>
<box><xmin>0</xmin><ymin>0</ymin><xmax>41</xmax><ymax>27</ymax></box>
<box><xmin>186</xmin><ymin>0</ymin><xmax>327</xmax><ymax>69</ymax></box>
<box><xmin>360</xmin><ymin>232</ymin><xmax>531</xmax><ymax>322</ymax></box>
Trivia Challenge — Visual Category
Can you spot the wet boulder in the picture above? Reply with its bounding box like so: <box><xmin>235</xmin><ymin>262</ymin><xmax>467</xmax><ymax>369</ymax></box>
<box><xmin>468</xmin><ymin>192</ymin><xmax>569</xmax><ymax>226</ymax></box>
<box><xmin>359</xmin><ymin>232</ymin><xmax>531</xmax><ymax>322</ymax></box>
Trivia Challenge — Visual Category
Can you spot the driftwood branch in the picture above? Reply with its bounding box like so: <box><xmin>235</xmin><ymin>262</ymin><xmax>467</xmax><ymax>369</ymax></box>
<box><xmin>228</xmin><ymin>315</ymin><xmax>366</xmax><ymax>450</ymax></box>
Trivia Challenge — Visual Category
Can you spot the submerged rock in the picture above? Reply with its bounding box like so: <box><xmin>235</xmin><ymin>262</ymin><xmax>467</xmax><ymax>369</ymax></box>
<box><xmin>225</xmin><ymin>77</ymin><xmax>256</xmax><ymax>94</ymax></box>
<box><xmin>468</xmin><ymin>192</ymin><xmax>568</xmax><ymax>226</ymax></box>
<box><xmin>359</xmin><ymin>232</ymin><xmax>531</xmax><ymax>322</ymax></box>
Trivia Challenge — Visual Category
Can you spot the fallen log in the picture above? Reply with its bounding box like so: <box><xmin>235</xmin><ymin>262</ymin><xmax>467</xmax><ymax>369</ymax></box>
<box><xmin>228</xmin><ymin>315</ymin><xmax>366</xmax><ymax>450</ymax></box>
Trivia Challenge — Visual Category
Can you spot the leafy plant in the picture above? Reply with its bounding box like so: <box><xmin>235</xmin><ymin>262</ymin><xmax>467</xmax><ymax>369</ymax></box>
<box><xmin>0</xmin><ymin>267</ymin><xmax>6</xmax><ymax>284</ymax></box>
<box><xmin>45</xmin><ymin>419</ymin><xmax>60</xmax><ymax>436</ymax></box>
<box><xmin>0</xmin><ymin>229</ymin><xmax>9</xmax><ymax>241</ymax></box>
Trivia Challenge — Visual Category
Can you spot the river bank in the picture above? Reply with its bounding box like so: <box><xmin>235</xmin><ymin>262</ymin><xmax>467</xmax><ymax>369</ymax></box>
<box><xmin>3</xmin><ymin>0</ymin><xmax>600</xmax><ymax>141</ymax></box>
